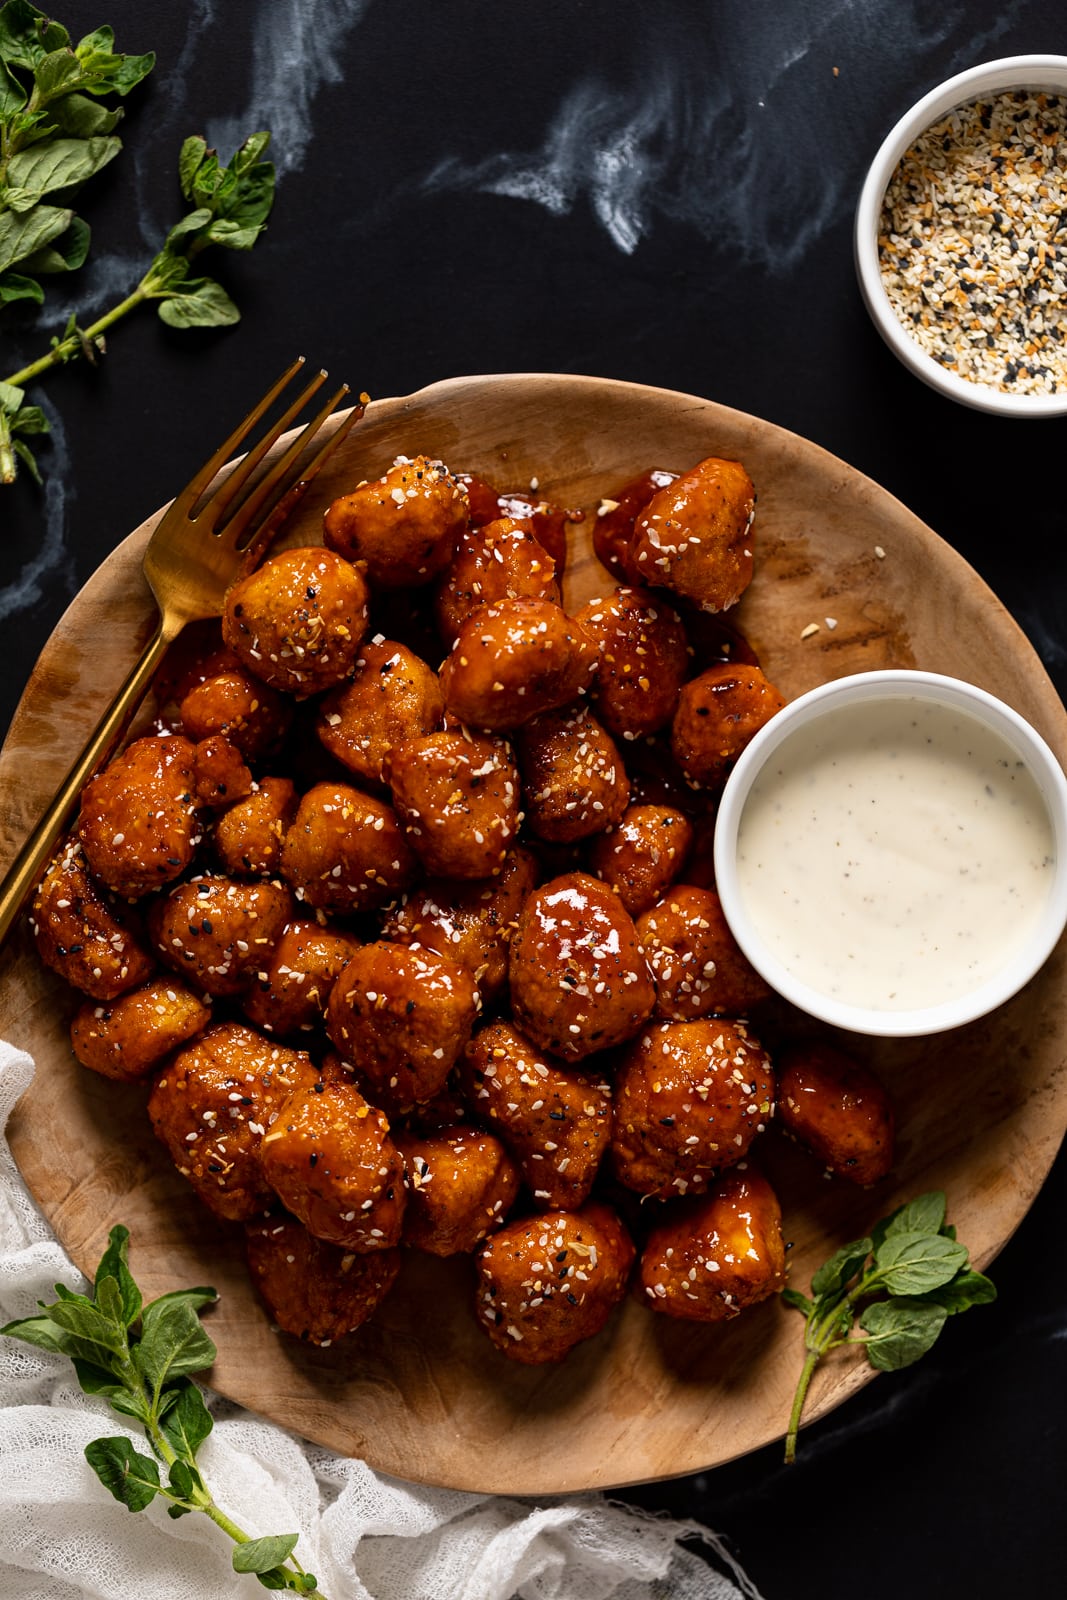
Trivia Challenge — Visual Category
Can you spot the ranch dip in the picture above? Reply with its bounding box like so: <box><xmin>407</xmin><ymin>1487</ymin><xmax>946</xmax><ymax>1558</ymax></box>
<box><xmin>735</xmin><ymin>695</ymin><xmax>1057</xmax><ymax>1011</ymax></box>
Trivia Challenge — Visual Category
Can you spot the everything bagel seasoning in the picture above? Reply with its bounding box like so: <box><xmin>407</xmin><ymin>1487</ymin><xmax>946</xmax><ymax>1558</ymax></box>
<box><xmin>878</xmin><ymin>89</ymin><xmax>1067</xmax><ymax>394</ymax></box>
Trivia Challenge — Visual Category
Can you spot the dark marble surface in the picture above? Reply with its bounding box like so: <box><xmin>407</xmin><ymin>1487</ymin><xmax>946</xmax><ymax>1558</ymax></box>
<box><xmin>3</xmin><ymin>3</ymin><xmax>1067</xmax><ymax>1595</ymax></box>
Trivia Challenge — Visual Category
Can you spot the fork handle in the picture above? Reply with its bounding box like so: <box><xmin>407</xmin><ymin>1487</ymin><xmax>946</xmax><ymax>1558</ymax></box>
<box><xmin>0</xmin><ymin>622</ymin><xmax>172</xmax><ymax>947</ymax></box>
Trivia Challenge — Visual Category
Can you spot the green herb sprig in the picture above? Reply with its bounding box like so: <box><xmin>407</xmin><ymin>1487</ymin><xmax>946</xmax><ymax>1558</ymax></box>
<box><xmin>1</xmin><ymin>1225</ymin><xmax>330</xmax><ymax>1597</ymax></box>
<box><xmin>0</xmin><ymin>2</ymin><xmax>276</xmax><ymax>486</ymax></box>
<box><xmin>782</xmin><ymin>1190</ymin><xmax>996</xmax><ymax>1463</ymax></box>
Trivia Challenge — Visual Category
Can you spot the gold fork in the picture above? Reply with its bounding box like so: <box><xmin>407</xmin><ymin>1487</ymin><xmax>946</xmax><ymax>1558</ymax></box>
<box><xmin>0</xmin><ymin>355</ymin><xmax>364</xmax><ymax>943</ymax></box>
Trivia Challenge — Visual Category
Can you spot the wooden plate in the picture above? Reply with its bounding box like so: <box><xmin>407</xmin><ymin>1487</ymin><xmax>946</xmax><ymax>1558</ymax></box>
<box><xmin>2</xmin><ymin>373</ymin><xmax>1065</xmax><ymax>1494</ymax></box>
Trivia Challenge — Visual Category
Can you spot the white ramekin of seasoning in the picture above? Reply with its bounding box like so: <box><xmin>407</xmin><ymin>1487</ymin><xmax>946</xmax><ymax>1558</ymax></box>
<box><xmin>713</xmin><ymin>670</ymin><xmax>1067</xmax><ymax>1037</ymax></box>
<box><xmin>854</xmin><ymin>55</ymin><xmax>1067</xmax><ymax>417</ymax></box>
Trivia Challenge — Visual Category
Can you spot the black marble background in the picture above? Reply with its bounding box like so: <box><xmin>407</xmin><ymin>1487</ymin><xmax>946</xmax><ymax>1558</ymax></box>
<box><xmin>3</xmin><ymin>3</ymin><xmax>1067</xmax><ymax>1595</ymax></box>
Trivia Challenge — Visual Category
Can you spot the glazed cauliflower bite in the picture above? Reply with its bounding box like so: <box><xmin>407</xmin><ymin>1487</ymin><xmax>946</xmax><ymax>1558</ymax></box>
<box><xmin>71</xmin><ymin>977</ymin><xmax>211</xmax><ymax>1080</ymax></box>
<box><xmin>245</xmin><ymin>1213</ymin><xmax>401</xmax><ymax>1345</ymax></box>
<box><xmin>77</xmin><ymin>733</ymin><xmax>200</xmax><ymax>898</ymax></box>
<box><xmin>326</xmin><ymin>940</ymin><xmax>480</xmax><ymax>1111</ymax></box>
<box><xmin>508</xmin><ymin>871</ymin><xmax>655</xmax><ymax>1062</ymax></box>
<box><xmin>242</xmin><ymin>918</ymin><xmax>363</xmax><ymax>1036</ymax></box>
<box><xmin>259</xmin><ymin>1078</ymin><xmax>406</xmax><ymax>1250</ymax></box>
<box><xmin>433</xmin><ymin>515</ymin><xmax>560</xmax><ymax>647</ymax></box>
<box><xmin>148</xmin><ymin>1022</ymin><xmax>319</xmax><ymax>1221</ymax></box>
<box><xmin>148</xmin><ymin>873</ymin><xmax>293</xmax><ymax>998</ymax></box>
<box><xmin>213</xmin><ymin>777</ymin><xmax>298</xmax><ymax>878</ymax></box>
<box><xmin>322</xmin><ymin>453</ymin><xmax>468</xmax><ymax>588</ymax></box>
<box><xmin>385</xmin><ymin>728</ymin><xmax>521</xmax><ymax>878</ymax></box>
<box><xmin>315</xmin><ymin>638</ymin><xmax>444</xmax><ymax>787</ymax></box>
<box><xmin>222</xmin><ymin>545</ymin><xmax>369</xmax><ymax>696</ymax></box>
<box><xmin>279</xmin><ymin>782</ymin><xmax>418</xmax><ymax>914</ymax></box>
<box><xmin>586</xmin><ymin>803</ymin><xmax>693</xmax><ymax>917</ymax></box>
<box><xmin>611</xmin><ymin>1018</ymin><xmax>775</xmax><ymax>1199</ymax></box>
<box><xmin>382</xmin><ymin>844</ymin><xmax>538</xmax><ymax>1004</ymax></box>
<box><xmin>439</xmin><ymin>598</ymin><xmax>600</xmax><ymax>732</ymax></box>
<box><xmin>474</xmin><ymin>1202</ymin><xmax>635</xmax><ymax>1364</ymax></box>
<box><xmin>636</xmin><ymin>884</ymin><xmax>772</xmax><ymax>1020</ymax></box>
<box><xmin>31</xmin><ymin>839</ymin><xmax>155</xmax><ymax>1000</ymax></box>
<box><xmin>671</xmin><ymin>663</ymin><xmax>786</xmax><ymax>789</ymax></box>
<box><xmin>630</xmin><ymin>456</ymin><xmax>756</xmax><ymax>614</ymax></box>
<box><xmin>460</xmin><ymin>1019</ymin><xmax>613</xmax><ymax>1210</ymax></box>
<box><xmin>516</xmin><ymin>704</ymin><xmax>629</xmax><ymax>843</ymax></box>
<box><xmin>395</xmin><ymin>1125</ymin><xmax>521</xmax><ymax>1255</ymax></box>
<box><xmin>639</xmin><ymin>1167</ymin><xmax>786</xmax><ymax>1321</ymax></box>
<box><xmin>177</xmin><ymin>645</ymin><xmax>294</xmax><ymax>761</ymax></box>
<box><xmin>574</xmin><ymin>585</ymin><xmax>690</xmax><ymax>741</ymax></box>
<box><xmin>777</xmin><ymin>1042</ymin><xmax>895</xmax><ymax>1186</ymax></box>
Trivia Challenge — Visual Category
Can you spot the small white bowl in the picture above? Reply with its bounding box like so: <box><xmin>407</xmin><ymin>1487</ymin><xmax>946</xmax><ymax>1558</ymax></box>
<box><xmin>854</xmin><ymin>55</ymin><xmax>1067</xmax><ymax>417</ymax></box>
<box><xmin>713</xmin><ymin>670</ymin><xmax>1067</xmax><ymax>1037</ymax></box>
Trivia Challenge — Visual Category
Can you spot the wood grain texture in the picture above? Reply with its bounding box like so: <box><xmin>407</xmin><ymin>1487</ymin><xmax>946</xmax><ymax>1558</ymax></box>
<box><xmin>2</xmin><ymin>373</ymin><xmax>1065</xmax><ymax>1493</ymax></box>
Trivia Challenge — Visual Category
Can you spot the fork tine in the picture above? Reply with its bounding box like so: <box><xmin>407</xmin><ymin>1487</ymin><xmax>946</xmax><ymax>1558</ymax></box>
<box><xmin>223</xmin><ymin>382</ymin><xmax>354</xmax><ymax>546</ymax></box>
<box><xmin>195</xmin><ymin>366</ymin><xmax>330</xmax><ymax>525</ymax></box>
<box><xmin>172</xmin><ymin>355</ymin><xmax>308</xmax><ymax>511</ymax></box>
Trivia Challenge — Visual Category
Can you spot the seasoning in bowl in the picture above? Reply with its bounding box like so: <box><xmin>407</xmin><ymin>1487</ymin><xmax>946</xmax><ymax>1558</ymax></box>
<box><xmin>878</xmin><ymin>90</ymin><xmax>1067</xmax><ymax>395</ymax></box>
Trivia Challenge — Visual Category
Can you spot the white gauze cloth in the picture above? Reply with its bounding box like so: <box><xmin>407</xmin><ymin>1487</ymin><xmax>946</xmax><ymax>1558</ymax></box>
<box><xmin>0</xmin><ymin>1043</ymin><xmax>762</xmax><ymax>1600</ymax></box>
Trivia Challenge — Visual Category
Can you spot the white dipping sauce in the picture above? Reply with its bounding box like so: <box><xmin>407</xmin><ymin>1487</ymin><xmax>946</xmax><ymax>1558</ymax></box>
<box><xmin>735</xmin><ymin>695</ymin><xmax>1057</xmax><ymax>1011</ymax></box>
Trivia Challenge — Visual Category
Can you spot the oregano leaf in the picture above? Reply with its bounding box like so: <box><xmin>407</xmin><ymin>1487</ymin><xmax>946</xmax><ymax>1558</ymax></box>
<box><xmin>84</xmin><ymin>1436</ymin><xmax>160</xmax><ymax>1512</ymax></box>
<box><xmin>859</xmin><ymin>1296</ymin><xmax>948</xmax><ymax>1371</ymax></box>
<box><xmin>233</xmin><ymin>1533</ymin><xmax>300</xmax><ymax>1575</ymax></box>
<box><xmin>810</xmin><ymin>1237</ymin><xmax>872</xmax><ymax>1301</ymax></box>
<box><xmin>873</xmin><ymin>1230</ymin><xmax>968</xmax><ymax>1296</ymax></box>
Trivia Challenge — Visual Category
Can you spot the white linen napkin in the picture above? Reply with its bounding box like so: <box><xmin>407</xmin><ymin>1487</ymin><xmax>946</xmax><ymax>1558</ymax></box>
<box><xmin>0</xmin><ymin>1042</ymin><xmax>760</xmax><ymax>1600</ymax></box>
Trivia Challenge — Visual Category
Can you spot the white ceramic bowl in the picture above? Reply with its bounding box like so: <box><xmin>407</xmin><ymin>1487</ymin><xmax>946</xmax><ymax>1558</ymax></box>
<box><xmin>714</xmin><ymin>670</ymin><xmax>1067</xmax><ymax>1036</ymax></box>
<box><xmin>854</xmin><ymin>55</ymin><xmax>1067</xmax><ymax>417</ymax></box>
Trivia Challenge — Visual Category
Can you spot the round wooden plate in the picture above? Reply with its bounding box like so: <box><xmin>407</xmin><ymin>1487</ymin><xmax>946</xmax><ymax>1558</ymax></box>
<box><xmin>2</xmin><ymin>373</ymin><xmax>1065</xmax><ymax>1494</ymax></box>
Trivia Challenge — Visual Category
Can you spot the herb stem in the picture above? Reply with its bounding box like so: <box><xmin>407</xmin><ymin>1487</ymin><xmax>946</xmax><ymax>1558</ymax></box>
<box><xmin>784</xmin><ymin>1347</ymin><xmax>819</xmax><ymax>1465</ymax></box>
<box><xmin>3</xmin><ymin>284</ymin><xmax>149</xmax><ymax>389</ymax></box>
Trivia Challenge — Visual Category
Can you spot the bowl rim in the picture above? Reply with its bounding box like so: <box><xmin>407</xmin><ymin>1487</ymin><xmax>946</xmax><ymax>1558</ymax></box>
<box><xmin>713</xmin><ymin>668</ymin><xmax>1067</xmax><ymax>1036</ymax></box>
<box><xmin>854</xmin><ymin>53</ymin><xmax>1067</xmax><ymax>418</ymax></box>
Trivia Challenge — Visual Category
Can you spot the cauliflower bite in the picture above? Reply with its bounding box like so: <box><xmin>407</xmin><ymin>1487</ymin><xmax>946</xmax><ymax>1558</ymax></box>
<box><xmin>433</xmin><ymin>516</ymin><xmax>560</xmax><ymax>647</ymax></box>
<box><xmin>639</xmin><ymin>1167</ymin><xmax>786</xmax><ymax>1321</ymax></box>
<box><xmin>322</xmin><ymin>453</ymin><xmax>468</xmax><ymax>588</ymax></box>
<box><xmin>246</xmin><ymin>1212</ymin><xmax>401</xmax><ymax>1344</ymax></box>
<box><xmin>509</xmin><ymin>871</ymin><xmax>655</xmax><ymax>1062</ymax></box>
<box><xmin>242</xmin><ymin>918</ymin><xmax>363</xmax><ymax>1036</ymax></box>
<box><xmin>636</xmin><ymin>885</ymin><xmax>772</xmax><ymax>1020</ymax></box>
<box><xmin>279</xmin><ymin>782</ymin><xmax>418</xmax><ymax>914</ymax></box>
<box><xmin>396</xmin><ymin>1126</ymin><xmax>520</xmax><ymax>1254</ymax></box>
<box><xmin>516</xmin><ymin>705</ymin><xmax>629</xmax><ymax>844</ymax></box>
<box><xmin>149</xmin><ymin>873</ymin><xmax>293</xmax><ymax>998</ymax></box>
<box><xmin>148</xmin><ymin>1022</ymin><xmax>319</xmax><ymax>1221</ymax></box>
<box><xmin>177</xmin><ymin>645</ymin><xmax>294</xmax><ymax>760</ymax></box>
<box><xmin>31</xmin><ymin>839</ymin><xmax>155</xmax><ymax>1000</ymax></box>
<box><xmin>77</xmin><ymin>733</ymin><xmax>200</xmax><ymax>898</ymax></box>
<box><xmin>439</xmin><ymin>598</ymin><xmax>600</xmax><ymax>732</ymax></box>
<box><xmin>259</xmin><ymin>1078</ymin><xmax>406</xmax><ymax>1250</ymax></box>
<box><xmin>460</xmin><ymin>1020</ymin><xmax>612</xmax><ymax>1209</ymax></box>
<box><xmin>315</xmin><ymin>639</ymin><xmax>444</xmax><ymax>787</ymax></box>
<box><xmin>574</xmin><ymin>586</ymin><xmax>690</xmax><ymax>741</ymax></box>
<box><xmin>326</xmin><ymin>940</ymin><xmax>480</xmax><ymax>1110</ymax></box>
<box><xmin>474</xmin><ymin>1202</ymin><xmax>635</xmax><ymax>1364</ymax></box>
<box><xmin>777</xmin><ymin>1042</ymin><xmax>895</xmax><ymax>1185</ymax></box>
<box><xmin>611</xmin><ymin>1019</ymin><xmax>774</xmax><ymax>1198</ymax></box>
<box><xmin>190</xmin><ymin>734</ymin><xmax>253</xmax><ymax>809</ymax></box>
<box><xmin>213</xmin><ymin>777</ymin><xmax>298</xmax><ymax>878</ymax></box>
<box><xmin>591</xmin><ymin>470</ymin><xmax>678</xmax><ymax>583</ymax></box>
<box><xmin>385</xmin><ymin>729</ymin><xmax>520</xmax><ymax>878</ymax></box>
<box><xmin>382</xmin><ymin>845</ymin><xmax>537</xmax><ymax>1003</ymax></box>
<box><xmin>70</xmin><ymin>977</ymin><xmax>210</xmax><ymax>1081</ymax></box>
<box><xmin>586</xmin><ymin>804</ymin><xmax>693</xmax><ymax>917</ymax></box>
<box><xmin>458</xmin><ymin>471</ymin><xmax>570</xmax><ymax>572</ymax></box>
<box><xmin>630</xmin><ymin>456</ymin><xmax>756</xmax><ymax>613</ymax></box>
<box><xmin>671</xmin><ymin>663</ymin><xmax>786</xmax><ymax>788</ymax></box>
<box><xmin>222</xmin><ymin>546</ymin><xmax>369</xmax><ymax>696</ymax></box>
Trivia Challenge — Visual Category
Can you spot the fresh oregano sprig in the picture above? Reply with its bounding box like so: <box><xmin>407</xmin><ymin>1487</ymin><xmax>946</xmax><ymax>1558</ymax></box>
<box><xmin>1</xmin><ymin>123</ymin><xmax>276</xmax><ymax>483</ymax></box>
<box><xmin>1</xmin><ymin>1224</ymin><xmax>329</xmax><ymax>1597</ymax></box>
<box><xmin>782</xmin><ymin>1190</ymin><xmax>995</xmax><ymax>1463</ymax></box>
<box><xmin>0</xmin><ymin>0</ymin><xmax>155</xmax><ymax>312</ymax></box>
